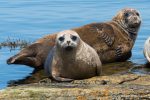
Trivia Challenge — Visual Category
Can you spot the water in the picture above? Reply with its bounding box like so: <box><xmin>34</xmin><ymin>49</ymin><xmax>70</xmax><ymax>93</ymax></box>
<box><xmin>0</xmin><ymin>0</ymin><xmax>150</xmax><ymax>89</ymax></box>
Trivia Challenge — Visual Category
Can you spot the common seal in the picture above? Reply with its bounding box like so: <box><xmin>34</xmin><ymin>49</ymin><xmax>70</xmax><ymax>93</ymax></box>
<box><xmin>7</xmin><ymin>8</ymin><xmax>141</xmax><ymax>69</ymax></box>
<box><xmin>44</xmin><ymin>30</ymin><xmax>102</xmax><ymax>81</ymax></box>
<box><xmin>144</xmin><ymin>37</ymin><xmax>150</xmax><ymax>63</ymax></box>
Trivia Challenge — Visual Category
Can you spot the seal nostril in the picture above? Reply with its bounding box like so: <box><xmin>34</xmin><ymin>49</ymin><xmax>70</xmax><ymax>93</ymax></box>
<box><xmin>67</xmin><ymin>41</ymin><xmax>71</xmax><ymax>45</ymax></box>
<box><xmin>133</xmin><ymin>16</ymin><xmax>138</xmax><ymax>20</ymax></box>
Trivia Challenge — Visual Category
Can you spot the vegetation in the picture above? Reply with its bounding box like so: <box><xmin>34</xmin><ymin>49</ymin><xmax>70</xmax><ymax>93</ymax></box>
<box><xmin>0</xmin><ymin>37</ymin><xmax>31</xmax><ymax>50</ymax></box>
<box><xmin>0</xmin><ymin>74</ymin><xmax>150</xmax><ymax>99</ymax></box>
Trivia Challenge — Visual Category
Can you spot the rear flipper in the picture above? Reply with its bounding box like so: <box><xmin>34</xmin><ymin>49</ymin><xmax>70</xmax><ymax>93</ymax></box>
<box><xmin>7</xmin><ymin>53</ymin><xmax>28</xmax><ymax>64</ymax></box>
<box><xmin>7</xmin><ymin>55</ymin><xmax>42</xmax><ymax>69</ymax></box>
<box><xmin>7</xmin><ymin>43</ymin><xmax>43</xmax><ymax>68</ymax></box>
<box><xmin>7</xmin><ymin>33</ymin><xmax>57</xmax><ymax>68</ymax></box>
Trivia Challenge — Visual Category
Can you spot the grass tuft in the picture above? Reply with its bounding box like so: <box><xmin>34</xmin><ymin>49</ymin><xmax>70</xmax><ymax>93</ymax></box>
<box><xmin>0</xmin><ymin>37</ymin><xmax>31</xmax><ymax>51</ymax></box>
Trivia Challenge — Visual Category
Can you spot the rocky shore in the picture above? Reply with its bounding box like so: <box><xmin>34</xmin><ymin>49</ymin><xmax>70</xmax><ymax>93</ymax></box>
<box><xmin>0</xmin><ymin>73</ymin><xmax>150</xmax><ymax>100</ymax></box>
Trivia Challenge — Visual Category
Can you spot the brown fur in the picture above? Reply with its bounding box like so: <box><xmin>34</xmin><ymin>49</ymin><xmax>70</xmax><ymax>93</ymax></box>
<box><xmin>7</xmin><ymin>8</ymin><xmax>141</xmax><ymax>69</ymax></box>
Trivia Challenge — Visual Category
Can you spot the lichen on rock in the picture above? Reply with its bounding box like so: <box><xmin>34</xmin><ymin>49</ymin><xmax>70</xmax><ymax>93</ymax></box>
<box><xmin>0</xmin><ymin>74</ymin><xmax>150</xmax><ymax>99</ymax></box>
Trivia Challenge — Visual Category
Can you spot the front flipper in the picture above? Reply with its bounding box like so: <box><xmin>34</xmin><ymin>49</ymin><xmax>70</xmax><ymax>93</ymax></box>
<box><xmin>99</xmin><ymin>43</ymin><xmax>132</xmax><ymax>63</ymax></box>
<box><xmin>97</xmin><ymin>29</ymin><xmax>114</xmax><ymax>46</ymax></box>
<box><xmin>52</xmin><ymin>76</ymin><xmax>74</xmax><ymax>82</ymax></box>
<box><xmin>115</xmin><ymin>46</ymin><xmax>122</xmax><ymax>58</ymax></box>
<box><xmin>115</xmin><ymin>44</ymin><xmax>132</xmax><ymax>61</ymax></box>
<box><xmin>90</xmin><ymin>23</ymin><xmax>115</xmax><ymax>47</ymax></box>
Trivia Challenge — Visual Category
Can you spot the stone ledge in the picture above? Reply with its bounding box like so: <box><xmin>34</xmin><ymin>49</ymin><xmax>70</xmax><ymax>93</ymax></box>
<box><xmin>0</xmin><ymin>74</ymin><xmax>150</xmax><ymax>100</ymax></box>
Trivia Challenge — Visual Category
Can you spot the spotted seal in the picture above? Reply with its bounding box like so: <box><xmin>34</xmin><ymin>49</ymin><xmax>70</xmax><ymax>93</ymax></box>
<box><xmin>44</xmin><ymin>30</ymin><xmax>102</xmax><ymax>81</ymax></box>
<box><xmin>7</xmin><ymin>8</ymin><xmax>141</xmax><ymax>68</ymax></box>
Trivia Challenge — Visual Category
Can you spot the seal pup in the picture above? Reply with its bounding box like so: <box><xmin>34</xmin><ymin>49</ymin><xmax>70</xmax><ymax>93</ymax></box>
<box><xmin>144</xmin><ymin>37</ymin><xmax>150</xmax><ymax>63</ymax></box>
<box><xmin>7</xmin><ymin>8</ymin><xmax>141</xmax><ymax>68</ymax></box>
<box><xmin>44</xmin><ymin>30</ymin><xmax>102</xmax><ymax>82</ymax></box>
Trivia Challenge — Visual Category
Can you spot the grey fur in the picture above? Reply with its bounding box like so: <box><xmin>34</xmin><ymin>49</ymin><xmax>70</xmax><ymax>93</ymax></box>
<box><xmin>44</xmin><ymin>30</ymin><xmax>102</xmax><ymax>82</ymax></box>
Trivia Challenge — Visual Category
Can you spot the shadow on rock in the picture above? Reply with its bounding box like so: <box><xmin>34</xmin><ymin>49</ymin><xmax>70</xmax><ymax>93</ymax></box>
<box><xmin>7</xmin><ymin>61</ymin><xmax>150</xmax><ymax>87</ymax></box>
<box><xmin>8</xmin><ymin>69</ymin><xmax>47</xmax><ymax>87</ymax></box>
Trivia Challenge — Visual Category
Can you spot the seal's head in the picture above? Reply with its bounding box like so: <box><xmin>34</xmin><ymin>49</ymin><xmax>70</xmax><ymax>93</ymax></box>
<box><xmin>56</xmin><ymin>30</ymin><xmax>80</xmax><ymax>52</ymax></box>
<box><xmin>113</xmin><ymin>8</ymin><xmax>141</xmax><ymax>34</ymax></box>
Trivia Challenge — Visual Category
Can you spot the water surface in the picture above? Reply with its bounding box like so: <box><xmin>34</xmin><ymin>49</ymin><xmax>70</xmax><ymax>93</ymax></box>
<box><xmin>0</xmin><ymin>0</ymin><xmax>150</xmax><ymax>89</ymax></box>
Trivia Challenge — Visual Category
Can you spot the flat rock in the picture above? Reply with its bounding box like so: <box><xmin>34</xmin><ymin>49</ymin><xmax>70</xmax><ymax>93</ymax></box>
<box><xmin>0</xmin><ymin>74</ymin><xmax>150</xmax><ymax>99</ymax></box>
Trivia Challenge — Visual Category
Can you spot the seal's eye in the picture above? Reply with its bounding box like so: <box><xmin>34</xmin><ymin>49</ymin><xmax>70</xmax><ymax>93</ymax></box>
<box><xmin>124</xmin><ymin>13</ymin><xmax>129</xmax><ymax>17</ymax></box>
<box><xmin>136</xmin><ymin>12</ymin><xmax>139</xmax><ymax>16</ymax></box>
<box><xmin>58</xmin><ymin>37</ymin><xmax>64</xmax><ymax>42</ymax></box>
<box><xmin>71</xmin><ymin>36</ymin><xmax>77</xmax><ymax>41</ymax></box>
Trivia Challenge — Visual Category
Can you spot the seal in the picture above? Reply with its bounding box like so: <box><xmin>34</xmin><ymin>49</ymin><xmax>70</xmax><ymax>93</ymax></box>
<box><xmin>7</xmin><ymin>8</ymin><xmax>141</xmax><ymax>68</ymax></box>
<box><xmin>44</xmin><ymin>30</ymin><xmax>102</xmax><ymax>82</ymax></box>
<box><xmin>144</xmin><ymin>37</ymin><xmax>150</xmax><ymax>63</ymax></box>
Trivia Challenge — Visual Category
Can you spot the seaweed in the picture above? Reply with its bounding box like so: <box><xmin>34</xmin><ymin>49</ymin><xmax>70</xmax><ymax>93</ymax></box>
<box><xmin>0</xmin><ymin>37</ymin><xmax>31</xmax><ymax>51</ymax></box>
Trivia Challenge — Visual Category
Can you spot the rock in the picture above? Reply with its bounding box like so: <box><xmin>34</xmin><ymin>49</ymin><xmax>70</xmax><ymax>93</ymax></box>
<box><xmin>0</xmin><ymin>74</ymin><xmax>150</xmax><ymax>99</ymax></box>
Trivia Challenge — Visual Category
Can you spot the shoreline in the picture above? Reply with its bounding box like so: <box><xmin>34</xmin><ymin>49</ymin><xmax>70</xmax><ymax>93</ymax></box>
<box><xmin>0</xmin><ymin>73</ymin><xmax>150</xmax><ymax>99</ymax></box>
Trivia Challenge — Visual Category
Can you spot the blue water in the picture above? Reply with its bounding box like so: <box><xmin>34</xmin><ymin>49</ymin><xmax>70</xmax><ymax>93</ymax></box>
<box><xmin>0</xmin><ymin>0</ymin><xmax>150</xmax><ymax>89</ymax></box>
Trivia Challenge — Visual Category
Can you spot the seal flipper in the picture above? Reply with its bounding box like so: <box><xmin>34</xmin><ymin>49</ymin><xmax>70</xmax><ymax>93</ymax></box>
<box><xmin>7</xmin><ymin>52</ymin><xmax>42</xmax><ymax>68</ymax></box>
<box><xmin>99</xmin><ymin>49</ymin><xmax>131</xmax><ymax>63</ymax></box>
<box><xmin>90</xmin><ymin>23</ymin><xmax>115</xmax><ymax>47</ymax></box>
<box><xmin>7</xmin><ymin>56</ymin><xmax>42</xmax><ymax>68</ymax></box>
<box><xmin>52</xmin><ymin>76</ymin><xmax>74</xmax><ymax>82</ymax></box>
<box><xmin>7</xmin><ymin>43</ymin><xmax>43</xmax><ymax>68</ymax></box>
<box><xmin>100</xmin><ymin>32</ymin><xmax>114</xmax><ymax>46</ymax></box>
<box><xmin>7</xmin><ymin>53</ymin><xmax>28</xmax><ymax>64</ymax></box>
<box><xmin>115</xmin><ymin>46</ymin><xmax>122</xmax><ymax>58</ymax></box>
